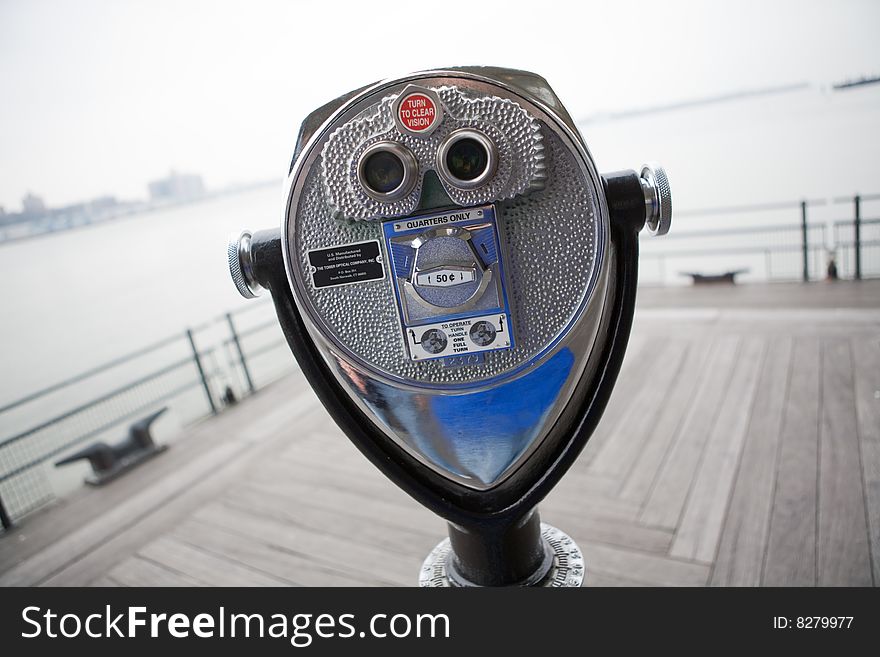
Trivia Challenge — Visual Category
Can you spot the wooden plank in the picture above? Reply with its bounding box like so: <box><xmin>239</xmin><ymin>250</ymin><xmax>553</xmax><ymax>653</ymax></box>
<box><xmin>671</xmin><ymin>338</ymin><xmax>765</xmax><ymax>562</ymax></box>
<box><xmin>34</xmin><ymin>392</ymin><xmax>319</xmax><ymax>586</ymax></box>
<box><xmin>579</xmin><ymin>335</ymin><xmax>659</xmax><ymax>465</ymax></box>
<box><xmin>269</xmin><ymin>443</ymin><xmax>671</xmax><ymax>554</ymax></box>
<box><xmin>710</xmin><ymin>337</ymin><xmax>792</xmax><ymax>585</ymax></box>
<box><xmin>280</xmin><ymin>446</ymin><xmax>643</xmax><ymax>528</ymax></box>
<box><xmin>763</xmin><ymin>337</ymin><xmax>820</xmax><ymax>586</ymax></box>
<box><xmin>107</xmin><ymin>555</ymin><xmax>204</xmax><ymax>587</ymax></box>
<box><xmin>588</xmin><ymin>340</ymin><xmax>689</xmax><ymax>480</ymax></box>
<box><xmin>291</xmin><ymin>433</ymin><xmax>636</xmax><ymax>508</ymax></box>
<box><xmin>245</xmin><ymin>477</ymin><xmax>437</xmax><ymax>535</ymax></box>
<box><xmin>269</xmin><ymin>459</ymin><xmax>664</xmax><ymax>556</ymax></box>
<box><xmin>640</xmin><ymin>335</ymin><xmax>740</xmax><ymax>529</ymax></box>
<box><xmin>0</xmin><ymin>377</ymin><xmax>314</xmax><ymax>580</ymax></box>
<box><xmin>618</xmin><ymin>337</ymin><xmax>714</xmax><ymax>504</ymax></box>
<box><xmin>852</xmin><ymin>337</ymin><xmax>880</xmax><ymax>585</ymax></box>
<box><xmin>546</xmin><ymin>477</ymin><xmax>643</xmax><ymax>521</ymax></box>
<box><xmin>0</xmin><ymin>375</ymin><xmax>312</xmax><ymax>573</ymax></box>
<box><xmin>541</xmin><ymin>505</ymin><xmax>673</xmax><ymax>554</ymax></box>
<box><xmin>191</xmin><ymin>502</ymin><xmax>424</xmax><ymax>585</ymax></box>
<box><xmin>583</xmin><ymin>570</ymin><xmax>658</xmax><ymax>587</ymax></box>
<box><xmin>817</xmin><ymin>339</ymin><xmax>873</xmax><ymax>586</ymax></box>
<box><xmin>570</xmin><ymin>539</ymin><xmax>709</xmax><ymax>587</ymax></box>
<box><xmin>538</xmin><ymin>470</ymin><xmax>621</xmax><ymax>498</ymax></box>
<box><xmin>263</xmin><ymin>450</ymin><xmax>418</xmax><ymax>507</ymax></box>
<box><xmin>170</xmin><ymin>516</ymin><xmax>394</xmax><ymax>586</ymax></box>
<box><xmin>138</xmin><ymin>536</ymin><xmax>289</xmax><ymax>587</ymax></box>
<box><xmin>220</xmin><ymin>484</ymin><xmax>443</xmax><ymax>557</ymax></box>
<box><xmin>0</xmin><ymin>440</ymin><xmax>242</xmax><ymax>586</ymax></box>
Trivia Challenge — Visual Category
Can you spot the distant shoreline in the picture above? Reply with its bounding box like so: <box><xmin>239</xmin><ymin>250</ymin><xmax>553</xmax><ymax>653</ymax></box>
<box><xmin>0</xmin><ymin>179</ymin><xmax>281</xmax><ymax>248</ymax></box>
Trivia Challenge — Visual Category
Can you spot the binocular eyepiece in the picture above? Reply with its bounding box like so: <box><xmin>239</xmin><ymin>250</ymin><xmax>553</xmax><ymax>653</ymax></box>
<box><xmin>228</xmin><ymin>67</ymin><xmax>671</xmax><ymax>586</ymax></box>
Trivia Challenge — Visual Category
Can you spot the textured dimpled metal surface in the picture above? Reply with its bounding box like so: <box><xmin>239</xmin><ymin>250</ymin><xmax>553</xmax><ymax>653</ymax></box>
<box><xmin>292</xmin><ymin>127</ymin><xmax>599</xmax><ymax>385</ymax></box>
<box><xmin>321</xmin><ymin>87</ymin><xmax>546</xmax><ymax>221</ymax></box>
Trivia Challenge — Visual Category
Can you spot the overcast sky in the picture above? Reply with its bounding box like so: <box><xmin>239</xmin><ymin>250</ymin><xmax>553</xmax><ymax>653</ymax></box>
<box><xmin>1</xmin><ymin>0</ymin><xmax>879</xmax><ymax>211</ymax></box>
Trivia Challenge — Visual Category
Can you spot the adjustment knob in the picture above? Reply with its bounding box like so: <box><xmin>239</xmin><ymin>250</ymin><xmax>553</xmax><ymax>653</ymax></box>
<box><xmin>640</xmin><ymin>163</ymin><xmax>672</xmax><ymax>236</ymax></box>
<box><xmin>227</xmin><ymin>230</ymin><xmax>263</xmax><ymax>299</ymax></box>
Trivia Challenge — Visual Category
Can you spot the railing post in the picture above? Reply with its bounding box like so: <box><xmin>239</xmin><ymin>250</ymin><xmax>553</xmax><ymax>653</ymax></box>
<box><xmin>226</xmin><ymin>312</ymin><xmax>256</xmax><ymax>395</ymax></box>
<box><xmin>186</xmin><ymin>328</ymin><xmax>217</xmax><ymax>415</ymax></box>
<box><xmin>854</xmin><ymin>195</ymin><xmax>862</xmax><ymax>280</ymax></box>
<box><xmin>800</xmin><ymin>200</ymin><xmax>809</xmax><ymax>282</ymax></box>
<box><xmin>0</xmin><ymin>493</ymin><xmax>12</xmax><ymax>530</ymax></box>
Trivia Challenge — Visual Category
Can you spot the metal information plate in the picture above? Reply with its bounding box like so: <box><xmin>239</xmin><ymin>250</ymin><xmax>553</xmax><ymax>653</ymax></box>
<box><xmin>389</xmin><ymin>207</ymin><xmax>486</xmax><ymax>233</ymax></box>
<box><xmin>382</xmin><ymin>205</ymin><xmax>514</xmax><ymax>363</ymax></box>
<box><xmin>307</xmin><ymin>240</ymin><xmax>385</xmax><ymax>289</ymax></box>
<box><xmin>406</xmin><ymin>313</ymin><xmax>511</xmax><ymax>361</ymax></box>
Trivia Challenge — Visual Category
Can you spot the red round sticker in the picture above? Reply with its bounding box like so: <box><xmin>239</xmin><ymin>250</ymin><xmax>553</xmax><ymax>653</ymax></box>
<box><xmin>398</xmin><ymin>93</ymin><xmax>437</xmax><ymax>133</ymax></box>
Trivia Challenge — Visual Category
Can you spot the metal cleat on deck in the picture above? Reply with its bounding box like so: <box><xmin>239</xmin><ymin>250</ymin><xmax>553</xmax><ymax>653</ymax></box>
<box><xmin>681</xmin><ymin>269</ymin><xmax>749</xmax><ymax>285</ymax></box>
<box><xmin>54</xmin><ymin>407</ymin><xmax>169</xmax><ymax>486</ymax></box>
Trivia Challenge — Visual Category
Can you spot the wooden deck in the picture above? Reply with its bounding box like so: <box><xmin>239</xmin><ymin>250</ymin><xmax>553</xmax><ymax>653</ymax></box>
<box><xmin>1</xmin><ymin>281</ymin><xmax>878</xmax><ymax>587</ymax></box>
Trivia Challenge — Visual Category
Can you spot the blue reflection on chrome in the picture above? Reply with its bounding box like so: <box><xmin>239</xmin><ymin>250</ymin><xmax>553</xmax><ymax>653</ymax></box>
<box><xmin>428</xmin><ymin>348</ymin><xmax>574</xmax><ymax>484</ymax></box>
<box><xmin>359</xmin><ymin>348</ymin><xmax>575</xmax><ymax>486</ymax></box>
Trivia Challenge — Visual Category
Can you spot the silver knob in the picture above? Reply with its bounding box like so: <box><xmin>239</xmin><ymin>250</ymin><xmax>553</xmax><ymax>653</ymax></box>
<box><xmin>640</xmin><ymin>163</ymin><xmax>672</xmax><ymax>236</ymax></box>
<box><xmin>227</xmin><ymin>230</ymin><xmax>263</xmax><ymax>299</ymax></box>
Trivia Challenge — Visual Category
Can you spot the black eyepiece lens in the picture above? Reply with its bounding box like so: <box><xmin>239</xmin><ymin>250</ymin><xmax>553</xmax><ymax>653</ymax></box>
<box><xmin>445</xmin><ymin>137</ymin><xmax>489</xmax><ymax>181</ymax></box>
<box><xmin>363</xmin><ymin>150</ymin><xmax>406</xmax><ymax>194</ymax></box>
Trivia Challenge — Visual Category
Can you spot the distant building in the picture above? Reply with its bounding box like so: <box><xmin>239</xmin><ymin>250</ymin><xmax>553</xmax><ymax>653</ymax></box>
<box><xmin>89</xmin><ymin>195</ymin><xmax>117</xmax><ymax>211</ymax></box>
<box><xmin>22</xmin><ymin>192</ymin><xmax>47</xmax><ymax>217</ymax></box>
<box><xmin>148</xmin><ymin>171</ymin><xmax>205</xmax><ymax>201</ymax></box>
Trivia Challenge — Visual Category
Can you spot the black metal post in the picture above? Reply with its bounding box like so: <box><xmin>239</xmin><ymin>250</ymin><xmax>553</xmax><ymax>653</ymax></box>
<box><xmin>801</xmin><ymin>201</ymin><xmax>809</xmax><ymax>283</ymax></box>
<box><xmin>854</xmin><ymin>195</ymin><xmax>862</xmax><ymax>280</ymax></box>
<box><xmin>186</xmin><ymin>328</ymin><xmax>217</xmax><ymax>414</ymax></box>
<box><xmin>0</xmin><ymin>493</ymin><xmax>12</xmax><ymax>531</ymax></box>
<box><xmin>445</xmin><ymin>508</ymin><xmax>551</xmax><ymax>586</ymax></box>
<box><xmin>226</xmin><ymin>313</ymin><xmax>256</xmax><ymax>394</ymax></box>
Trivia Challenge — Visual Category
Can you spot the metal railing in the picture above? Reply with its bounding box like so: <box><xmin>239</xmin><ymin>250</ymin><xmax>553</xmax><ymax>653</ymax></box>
<box><xmin>638</xmin><ymin>194</ymin><xmax>880</xmax><ymax>285</ymax></box>
<box><xmin>833</xmin><ymin>217</ymin><xmax>880</xmax><ymax>279</ymax></box>
<box><xmin>0</xmin><ymin>299</ymin><xmax>293</xmax><ymax>530</ymax></box>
